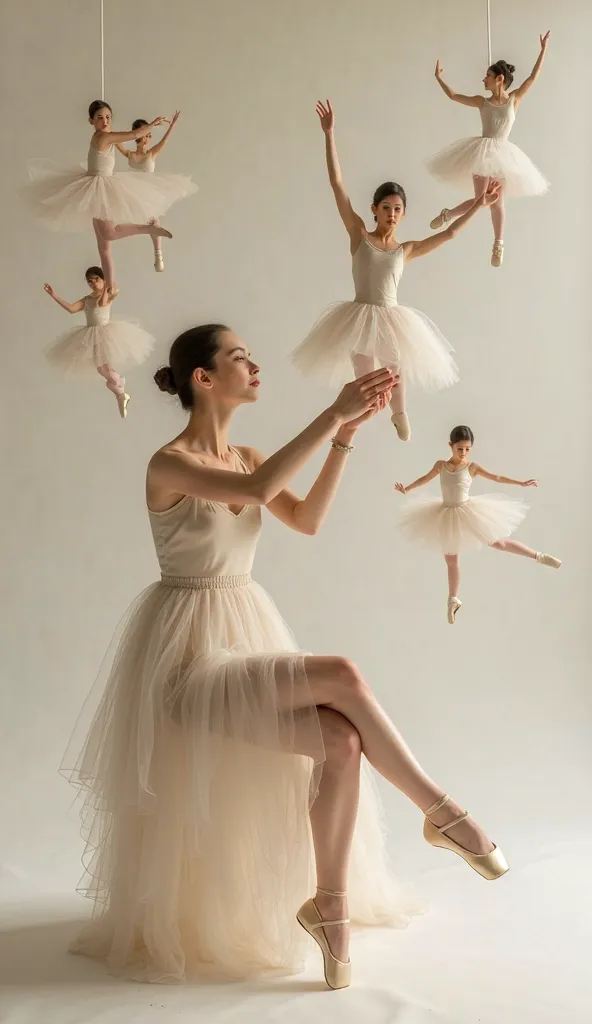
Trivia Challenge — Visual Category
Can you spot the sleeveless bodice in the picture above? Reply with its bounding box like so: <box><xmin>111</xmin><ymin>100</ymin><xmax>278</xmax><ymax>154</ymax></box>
<box><xmin>479</xmin><ymin>98</ymin><xmax>515</xmax><ymax>140</ymax></box>
<box><xmin>129</xmin><ymin>153</ymin><xmax>155</xmax><ymax>173</ymax></box>
<box><xmin>87</xmin><ymin>142</ymin><xmax>115</xmax><ymax>177</ymax></box>
<box><xmin>148</xmin><ymin>452</ymin><xmax>262</xmax><ymax>578</ymax></box>
<box><xmin>84</xmin><ymin>297</ymin><xmax>111</xmax><ymax>327</ymax></box>
<box><xmin>439</xmin><ymin>464</ymin><xmax>472</xmax><ymax>506</ymax></box>
<box><xmin>352</xmin><ymin>236</ymin><xmax>404</xmax><ymax>306</ymax></box>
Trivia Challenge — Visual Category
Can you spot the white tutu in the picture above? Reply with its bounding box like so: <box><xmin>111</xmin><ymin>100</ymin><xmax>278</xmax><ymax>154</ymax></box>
<box><xmin>62</xmin><ymin>573</ymin><xmax>422</xmax><ymax>982</ymax></box>
<box><xmin>292</xmin><ymin>300</ymin><xmax>458</xmax><ymax>391</ymax></box>
<box><xmin>399</xmin><ymin>494</ymin><xmax>529</xmax><ymax>554</ymax></box>
<box><xmin>427</xmin><ymin>136</ymin><xmax>548</xmax><ymax>197</ymax></box>
<box><xmin>46</xmin><ymin>319</ymin><xmax>155</xmax><ymax>373</ymax></box>
<box><xmin>21</xmin><ymin>159</ymin><xmax>198</xmax><ymax>231</ymax></box>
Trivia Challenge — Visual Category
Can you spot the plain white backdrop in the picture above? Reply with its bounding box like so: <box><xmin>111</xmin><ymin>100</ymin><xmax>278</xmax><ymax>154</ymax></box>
<box><xmin>1</xmin><ymin>1</ymin><xmax>590</xmax><ymax>1021</ymax></box>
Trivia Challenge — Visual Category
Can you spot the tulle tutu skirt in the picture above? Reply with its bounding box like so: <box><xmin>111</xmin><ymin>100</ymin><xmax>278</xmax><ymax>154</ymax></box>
<box><xmin>426</xmin><ymin>137</ymin><xmax>548</xmax><ymax>197</ymax></box>
<box><xmin>21</xmin><ymin>161</ymin><xmax>198</xmax><ymax>230</ymax></box>
<box><xmin>399</xmin><ymin>495</ymin><xmax>529</xmax><ymax>554</ymax></box>
<box><xmin>291</xmin><ymin>300</ymin><xmax>458</xmax><ymax>391</ymax></box>
<box><xmin>61</xmin><ymin>575</ymin><xmax>422</xmax><ymax>982</ymax></box>
<box><xmin>46</xmin><ymin>321</ymin><xmax>155</xmax><ymax>372</ymax></box>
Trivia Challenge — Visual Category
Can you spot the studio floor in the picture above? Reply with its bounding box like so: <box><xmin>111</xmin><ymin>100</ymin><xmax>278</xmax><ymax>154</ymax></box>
<box><xmin>1</xmin><ymin>836</ymin><xmax>589</xmax><ymax>1024</ymax></box>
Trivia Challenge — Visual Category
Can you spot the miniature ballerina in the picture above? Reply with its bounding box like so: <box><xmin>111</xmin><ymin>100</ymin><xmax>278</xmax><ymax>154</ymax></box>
<box><xmin>291</xmin><ymin>100</ymin><xmax>500</xmax><ymax>442</ymax></box>
<box><xmin>427</xmin><ymin>32</ymin><xmax>551</xmax><ymax>268</ymax></box>
<box><xmin>394</xmin><ymin>425</ymin><xmax>561</xmax><ymax>623</ymax></box>
<box><xmin>43</xmin><ymin>266</ymin><xmax>155</xmax><ymax>419</ymax></box>
<box><xmin>22</xmin><ymin>100</ymin><xmax>197</xmax><ymax>286</ymax></box>
<box><xmin>115</xmin><ymin>110</ymin><xmax>191</xmax><ymax>272</ymax></box>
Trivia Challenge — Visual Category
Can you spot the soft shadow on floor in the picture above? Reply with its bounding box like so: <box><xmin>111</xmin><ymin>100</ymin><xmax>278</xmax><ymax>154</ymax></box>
<box><xmin>0</xmin><ymin>918</ymin><xmax>106</xmax><ymax>986</ymax></box>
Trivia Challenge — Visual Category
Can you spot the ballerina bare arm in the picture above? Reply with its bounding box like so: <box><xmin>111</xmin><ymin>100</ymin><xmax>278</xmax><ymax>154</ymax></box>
<box><xmin>147</xmin><ymin>371</ymin><xmax>394</xmax><ymax>509</ymax></box>
<box><xmin>472</xmin><ymin>463</ymin><xmax>538</xmax><ymax>487</ymax></box>
<box><xmin>395</xmin><ymin>462</ymin><xmax>442</xmax><ymax>495</ymax></box>
<box><xmin>148</xmin><ymin>112</ymin><xmax>180</xmax><ymax>157</ymax></box>
<box><xmin>114</xmin><ymin>143</ymin><xmax>132</xmax><ymax>157</ymax></box>
<box><xmin>43</xmin><ymin>284</ymin><xmax>84</xmax><ymax>313</ymax></box>
<box><xmin>512</xmin><ymin>31</ymin><xmax>551</xmax><ymax>108</ymax></box>
<box><xmin>404</xmin><ymin>183</ymin><xmax>500</xmax><ymax>261</ymax></box>
<box><xmin>316</xmin><ymin>101</ymin><xmax>365</xmax><ymax>245</ymax></box>
<box><xmin>434</xmin><ymin>61</ymin><xmax>483</xmax><ymax>107</ymax></box>
<box><xmin>93</xmin><ymin>117</ymin><xmax>167</xmax><ymax>150</ymax></box>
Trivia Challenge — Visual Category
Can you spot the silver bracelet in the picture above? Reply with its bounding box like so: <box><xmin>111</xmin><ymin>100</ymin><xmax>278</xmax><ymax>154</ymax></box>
<box><xmin>331</xmin><ymin>437</ymin><xmax>354</xmax><ymax>454</ymax></box>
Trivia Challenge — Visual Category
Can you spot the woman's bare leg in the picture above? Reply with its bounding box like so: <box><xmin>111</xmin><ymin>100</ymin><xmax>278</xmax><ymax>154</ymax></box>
<box><xmin>490</xmin><ymin>538</ymin><xmax>537</xmax><ymax>559</ymax></box>
<box><xmin>298</xmin><ymin>708</ymin><xmax>361</xmax><ymax>961</ymax></box>
<box><xmin>273</xmin><ymin>655</ymin><xmax>494</xmax><ymax>857</ymax></box>
<box><xmin>444</xmin><ymin>553</ymin><xmax>461</xmax><ymax>597</ymax></box>
<box><xmin>437</xmin><ymin>174</ymin><xmax>488</xmax><ymax>222</ymax></box>
<box><xmin>490</xmin><ymin>183</ymin><xmax>505</xmax><ymax>242</ymax></box>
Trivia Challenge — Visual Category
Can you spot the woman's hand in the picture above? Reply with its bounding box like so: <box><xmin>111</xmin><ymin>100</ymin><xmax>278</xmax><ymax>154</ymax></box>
<box><xmin>150</xmin><ymin>116</ymin><xmax>167</xmax><ymax>128</ymax></box>
<box><xmin>540</xmin><ymin>30</ymin><xmax>550</xmax><ymax>51</ymax></box>
<box><xmin>521</xmin><ymin>478</ymin><xmax>538</xmax><ymax>488</ymax></box>
<box><xmin>43</xmin><ymin>283</ymin><xmax>55</xmax><ymax>298</ymax></box>
<box><xmin>165</xmin><ymin>110</ymin><xmax>180</xmax><ymax>126</ymax></box>
<box><xmin>394</xmin><ymin>482</ymin><xmax>406</xmax><ymax>494</ymax></box>
<box><xmin>316</xmin><ymin>99</ymin><xmax>335</xmax><ymax>134</ymax></box>
<box><xmin>330</xmin><ymin>369</ymin><xmax>395</xmax><ymax>425</ymax></box>
<box><xmin>435</xmin><ymin>60</ymin><xmax>444</xmax><ymax>80</ymax></box>
<box><xmin>334</xmin><ymin>381</ymin><xmax>395</xmax><ymax>442</ymax></box>
<box><xmin>476</xmin><ymin>180</ymin><xmax>501</xmax><ymax>207</ymax></box>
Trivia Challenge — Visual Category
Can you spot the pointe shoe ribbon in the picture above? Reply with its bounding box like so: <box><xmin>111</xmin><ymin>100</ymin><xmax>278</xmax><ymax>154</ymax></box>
<box><xmin>423</xmin><ymin>794</ymin><xmax>509</xmax><ymax>881</ymax></box>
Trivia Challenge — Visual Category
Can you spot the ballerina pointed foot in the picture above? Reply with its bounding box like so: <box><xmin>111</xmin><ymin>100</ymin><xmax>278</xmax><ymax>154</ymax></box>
<box><xmin>447</xmin><ymin>596</ymin><xmax>462</xmax><ymax>624</ymax></box>
<box><xmin>423</xmin><ymin>795</ymin><xmax>509</xmax><ymax>881</ymax></box>
<box><xmin>430</xmin><ymin>208</ymin><xmax>451</xmax><ymax>230</ymax></box>
<box><xmin>117</xmin><ymin>392</ymin><xmax>130</xmax><ymax>419</ymax></box>
<box><xmin>296</xmin><ymin>888</ymin><xmax>351</xmax><ymax>990</ymax></box>
<box><xmin>536</xmin><ymin>552</ymin><xmax>561</xmax><ymax>568</ymax></box>
<box><xmin>491</xmin><ymin>240</ymin><xmax>504</xmax><ymax>267</ymax></box>
<box><xmin>391</xmin><ymin>412</ymin><xmax>411</xmax><ymax>441</ymax></box>
<box><xmin>154</xmin><ymin>252</ymin><xmax>164</xmax><ymax>272</ymax></box>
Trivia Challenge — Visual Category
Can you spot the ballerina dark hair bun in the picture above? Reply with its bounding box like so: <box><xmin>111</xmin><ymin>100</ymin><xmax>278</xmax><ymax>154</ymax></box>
<box><xmin>488</xmin><ymin>59</ymin><xmax>515</xmax><ymax>87</ymax></box>
<box><xmin>154</xmin><ymin>366</ymin><xmax>178</xmax><ymax>395</ymax></box>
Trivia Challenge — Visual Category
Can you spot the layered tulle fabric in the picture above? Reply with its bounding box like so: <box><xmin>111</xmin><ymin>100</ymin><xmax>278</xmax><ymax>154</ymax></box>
<box><xmin>21</xmin><ymin>160</ymin><xmax>198</xmax><ymax>230</ymax></box>
<box><xmin>62</xmin><ymin>575</ymin><xmax>421</xmax><ymax>982</ymax></box>
<box><xmin>46</xmin><ymin>320</ymin><xmax>155</xmax><ymax>372</ymax></box>
<box><xmin>427</xmin><ymin>137</ymin><xmax>548</xmax><ymax>197</ymax></box>
<box><xmin>399</xmin><ymin>494</ymin><xmax>529</xmax><ymax>554</ymax></box>
<box><xmin>291</xmin><ymin>300</ymin><xmax>458</xmax><ymax>391</ymax></box>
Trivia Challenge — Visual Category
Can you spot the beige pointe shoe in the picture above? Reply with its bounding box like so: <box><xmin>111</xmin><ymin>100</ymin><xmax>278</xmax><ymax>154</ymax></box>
<box><xmin>296</xmin><ymin>888</ymin><xmax>351</xmax><ymax>990</ymax></box>
<box><xmin>423</xmin><ymin>795</ymin><xmax>509</xmax><ymax>881</ymax></box>
<box><xmin>430</xmin><ymin>208</ymin><xmax>451</xmax><ymax>230</ymax></box>
<box><xmin>154</xmin><ymin>251</ymin><xmax>164</xmax><ymax>272</ymax></box>
<box><xmin>536</xmin><ymin>552</ymin><xmax>561</xmax><ymax>568</ymax></box>
<box><xmin>391</xmin><ymin>412</ymin><xmax>412</xmax><ymax>441</ymax></box>
<box><xmin>447</xmin><ymin>596</ymin><xmax>462</xmax><ymax>624</ymax></box>
<box><xmin>491</xmin><ymin>240</ymin><xmax>504</xmax><ymax>267</ymax></box>
<box><xmin>116</xmin><ymin>392</ymin><xmax>130</xmax><ymax>419</ymax></box>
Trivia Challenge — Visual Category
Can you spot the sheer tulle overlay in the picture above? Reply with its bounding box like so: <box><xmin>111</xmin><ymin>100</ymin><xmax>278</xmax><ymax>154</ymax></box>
<box><xmin>46</xmin><ymin>320</ymin><xmax>155</xmax><ymax>372</ymax></box>
<box><xmin>61</xmin><ymin>575</ymin><xmax>422</xmax><ymax>982</ymax></box>
<box><xmin>291</xmin><ymin>300</ymin><xmax>458</xmax><ymax>390</ymax></box>
<box><xmin>427</xmin><ymin>137</ymin><xmax>549</xmax><ymax>197</ymax></box>
<box><xmin>399</xmin><ymin>494</ymin><xmax>529</xmax><ymax>554</ymax></box>
<box><xmin>21</xmin><ymin>159</ymin><xmax>198</xmax><ymax>230</ymax></box>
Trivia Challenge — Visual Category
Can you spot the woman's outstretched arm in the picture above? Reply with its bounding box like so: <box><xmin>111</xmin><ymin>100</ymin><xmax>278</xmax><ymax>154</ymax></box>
<box><xmin>147</xmin><ymin>370</ymin><xmax>394</xmax><ymax>510</ymax></box>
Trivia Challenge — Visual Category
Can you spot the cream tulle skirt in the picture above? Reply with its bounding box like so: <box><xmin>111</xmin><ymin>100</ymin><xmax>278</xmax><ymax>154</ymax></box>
<box><xmin>46</xmin><ymin>321</ymin><xmax>155</xmax><ymax>373</ymax></box>
<box><xmin>426</xmin><ymin>137</ymin><xmax>549</xmax><ymax>197</ymax></box>
<box><xmin>291</xmin><ymin>300</ymin><xmax>458</xmax><ymax>390</ymax></box>
<box><xmin>22</xmin><ymin>161</ymin><xmax>198</xmax><ymax>230</ymax></box>
<box><xmin>399</xmin><ymin>495</ymin><xmax>529</xmax><ymax>554</ymax></box>
<box><xmin>62</xmin><ymin>575</ymin><xmax>422</xmax><ymax>982</ymax></box>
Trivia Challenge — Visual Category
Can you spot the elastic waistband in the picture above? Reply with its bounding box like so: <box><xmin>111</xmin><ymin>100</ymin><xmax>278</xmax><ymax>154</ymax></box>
<box><xmin>160</xmin><ymin>573</ymin><xmax>251</xmax><ymax>590</ymax></box>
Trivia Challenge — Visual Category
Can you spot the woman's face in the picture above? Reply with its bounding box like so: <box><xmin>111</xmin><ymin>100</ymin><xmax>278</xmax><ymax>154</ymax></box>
<box><xmin>483</xmin><ymin>68</ymin><xmax>502</xmax><ymax>90</ymax></box>
<box><xmin>196</xmin><ymin>330</ymin><xmax>260</xmax><ymax>405</ymax></box>
<box><xmin>136</xmin><ymin>131</ymin><xmax>152</xmax><ymax>152</ymax></box>
<box><xmin>450</xmin><ymin>439</ymin><xmax>473</xmax><ymax>461</ymax></box>
<box><xmin>90</xmin><ymin>106</ymin><xmax>112</xmax><ymax>133</ymax></box>
<box><xmin>85</xmin><ymin>274</ymin><xmax>105</xmax><ymax>294</ymax></box>
<box><xmin>372</xmin><ymin>194</ymin><xmax>405</xmax><ymax>230</ymax></box>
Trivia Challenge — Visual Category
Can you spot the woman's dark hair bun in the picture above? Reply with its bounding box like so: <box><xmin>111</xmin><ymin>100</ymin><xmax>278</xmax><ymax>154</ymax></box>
<box><xmin>500</xmin><ymin>60</ymin><xmax>516</xmax><ymax>73</ymax></box>
<box><xmin>154</xmin><ymin>366</ymin><xmax>177</xmax><ymax>395</ymax></box>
